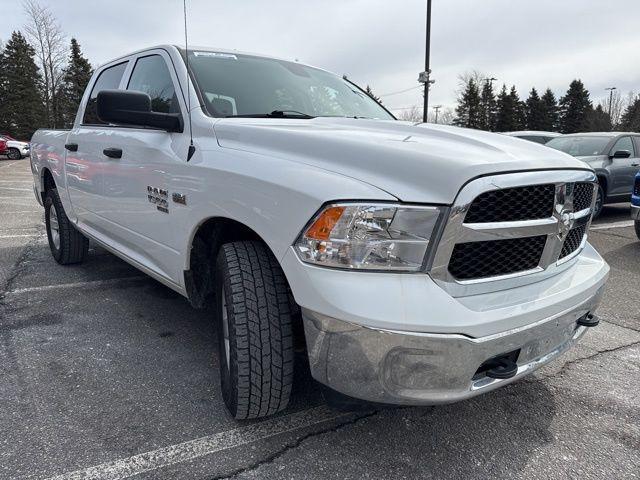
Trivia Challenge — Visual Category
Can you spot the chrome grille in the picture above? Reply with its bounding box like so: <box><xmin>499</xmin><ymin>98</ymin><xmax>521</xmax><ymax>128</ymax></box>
<box><xmin>430</xmin><ymin>171</ymin><xmax>598</xmax><ymax>297</ymax></box>
<box><xmin>449</xmin><ymin>236</ymin><xmax>547</xmax><ymax>280</ymax></box>
<box><xmin>573</xmin><ymin>182</ymin><xmax>595</xmax><ymax>211</ymax></box>
<box><xmin>560</xmin><ymin>225</ymin><xmax>586</xmax><ymax>259</ymax></box>
<box><xmin>464</xmin><ymin>184</ymin><xmax>555</xmax><ymax>223</ymax></box>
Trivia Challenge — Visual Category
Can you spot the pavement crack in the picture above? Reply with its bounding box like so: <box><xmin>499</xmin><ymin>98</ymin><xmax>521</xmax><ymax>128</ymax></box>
<box><xmin>0</xmin><ymin>233</ymin><xmax>41</xmax><ymax>307</ymax></box>
<box><xmin>209</xmin><ymin>410</ymin><xmax>378</xmax><ymax>480</ymax></box>
<box><xmin>536</xmin><ymin>340</ymin><xmax>640</xmax><ymax>380</ymax></box>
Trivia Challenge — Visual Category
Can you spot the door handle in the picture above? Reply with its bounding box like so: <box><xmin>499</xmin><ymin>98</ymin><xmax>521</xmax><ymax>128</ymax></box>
<box><xmin>103</xmin><ymin>148</ymin><xmax>122</xmax><ymax>159</ymax></box>
<box><xmin>632</xmin><ymin>163</ymin><xmax>639</xmax><ymax>167</ymax></box>
<box><xmin>64</xmin><ymin>143</ymin><xmax>78</xmax><ymax>152</ymax></box>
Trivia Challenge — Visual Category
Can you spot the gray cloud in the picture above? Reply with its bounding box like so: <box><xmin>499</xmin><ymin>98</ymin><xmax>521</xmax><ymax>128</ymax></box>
<box><xmin>2</xmin><ymin>0</ymin><xmax>639</xmax><ymax>114</ymax></box>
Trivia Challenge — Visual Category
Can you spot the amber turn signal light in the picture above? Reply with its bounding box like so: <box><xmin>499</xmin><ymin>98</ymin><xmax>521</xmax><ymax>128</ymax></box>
<box><xmin>304</xmin><ymin>206</ymin><xmax>345</xmax><ymax>241</ymax></box>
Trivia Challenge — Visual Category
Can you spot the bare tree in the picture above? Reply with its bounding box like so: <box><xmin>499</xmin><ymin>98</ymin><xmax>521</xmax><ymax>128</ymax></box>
<box><xmin>397</xmin><ymin>106</ymin><xmax>423</xmax><ymax>122</ymax></box>
<box><xmin>597</xmin><ymin>89</ymin><xmax>625</xmax><ymax>128</ymax></box>
<box><xmin>457</xmin><ymin>70</ymin><xmax>486</xmax><ymax>97</ymax></box>
<box><xmin>23</xmin><ymin>0</ymin><xmax>67</xmax><ymax>128</ymax></box>
<box><xmin>397</xmin><ymin>105</ymin><xmax>454</xmax><ymax>125</ymax></box>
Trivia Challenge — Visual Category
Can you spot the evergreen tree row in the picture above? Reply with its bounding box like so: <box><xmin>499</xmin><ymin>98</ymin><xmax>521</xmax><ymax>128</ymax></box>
<box><xmin>453</xmin><ymin>77</ymin><xmax>640</xmax><ymax>134</ymax></box>
<box><xmin>0</xmin><ymin>31</ymin><xmax>92</xmax><ymax>139</ymax></box>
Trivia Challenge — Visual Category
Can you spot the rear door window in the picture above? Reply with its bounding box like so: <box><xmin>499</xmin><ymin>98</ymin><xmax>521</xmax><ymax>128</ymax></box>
<box><xmin>82</xmin><ymin>62</ymin><xmax>128</xmax><ymax>125</ymax></box>
<box><xmin>127</xmin><ymin>55</ymin><xmax>180</xmax><ymax>114</ymax></box>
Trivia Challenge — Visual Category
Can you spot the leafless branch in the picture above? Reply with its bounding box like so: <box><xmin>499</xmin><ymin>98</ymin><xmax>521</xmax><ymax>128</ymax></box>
<box><xmin>23</xmin><ymin>0</ymin><xmax>67</xmax><ymax>128</ymax></box>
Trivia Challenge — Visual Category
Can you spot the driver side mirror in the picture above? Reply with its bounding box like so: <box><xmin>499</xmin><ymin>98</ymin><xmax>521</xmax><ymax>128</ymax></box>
<box><xmin>97</xmin><ymin>90</ymin><xmax>183</xmax><ymax>133</ymax></box>
<box><xmin>610</xmin><ymin>150</ymin><xmax>631</xmax><ymax>159</ymax></box>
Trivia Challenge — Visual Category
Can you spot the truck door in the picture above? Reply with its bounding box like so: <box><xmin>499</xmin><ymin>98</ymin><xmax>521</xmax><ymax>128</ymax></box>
<box><xmin>90</xmin><ymin>50</ymin><xmax>190</xmax><ymax>284</ymax></box>
<box><xmin>608</xmin><ymin>136</ymin><xmax>638</xmax><ymax>197</ymax></box>
<box><xmin>64</xmin><ymin>61</ymin><xmax>129</xmax><ymax>227</ymax></box>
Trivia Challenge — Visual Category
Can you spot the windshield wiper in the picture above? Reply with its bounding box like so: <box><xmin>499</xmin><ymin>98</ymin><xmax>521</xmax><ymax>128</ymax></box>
<box><xmin>227</xmin><ymin>110</ymin><xmax>315</xmax><ymax>119</ymax></box>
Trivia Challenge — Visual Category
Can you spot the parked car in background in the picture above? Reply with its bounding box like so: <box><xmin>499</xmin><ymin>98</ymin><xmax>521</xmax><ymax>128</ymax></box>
<box><xmin>546</xmin><ymin>132</ymin><xmax>640</xmax><ymax>218</ymax></box>
<box><xmin>632</xmin><ymin>173</ymin><xmax>640</xmax><ymax>240</ymax></box>
<box><xmin>502</xmin><ymin>131</ymin><xmax>561</xmax><ymax>144</ymax></box>
<box><xmin>0</xmin><ymin>138</ymin><xmax>7</xmax><ymax>157</ymax></box>
<box><xmin>0</xmin><ymin>135</ymin><xmax>30</xmax><ymax>159</ymax></box>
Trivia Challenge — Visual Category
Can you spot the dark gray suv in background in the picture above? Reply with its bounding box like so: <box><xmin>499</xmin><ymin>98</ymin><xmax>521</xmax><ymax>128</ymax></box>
<box><xmin>547</xmin><ymin>132</ymin><xmax>640</xmax><ymax>217</ymax></box>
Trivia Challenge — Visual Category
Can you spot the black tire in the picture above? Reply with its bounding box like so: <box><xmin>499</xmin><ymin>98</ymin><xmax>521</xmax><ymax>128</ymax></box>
<box><xmin>45</xmin><ymin>188</ymin><xmax>89</xmax><ymax>265</ymax></box>
<box><xmin>7</xmin><ymin>148</ymin><xmax>21</xmax><ymax>160</ymax></box>
<box><xmin>635</xmin><ymin>220</ymin><xmax>640</xmax><ymax>241</ymax></box>
<box><xmin>593</xmin><ymin>184</ymin><xmax>604</xmax><ymax>219</ymax></box>
<box><xmin>215</xmin><ymin>241</ymin><xmax>294</xmax><ymax>420</ymax></box>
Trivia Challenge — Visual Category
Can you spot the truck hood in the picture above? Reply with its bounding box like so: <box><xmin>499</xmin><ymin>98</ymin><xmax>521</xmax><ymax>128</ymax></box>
<box><xmin>214</xmin><ymin>117</ymin><xmax>590</xmax><ymax>204</ymax></box>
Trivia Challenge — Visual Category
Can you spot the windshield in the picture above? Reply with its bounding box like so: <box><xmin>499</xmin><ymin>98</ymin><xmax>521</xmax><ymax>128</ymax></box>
<box><xmin>546</xmin><ymin>136</ymin><xmax>612</xmax><ymax>157</ymax></box>
<box><xmin>187</xmin><ymin>51</ymin><xmax>394</xmax><ymax>120</ymax></box>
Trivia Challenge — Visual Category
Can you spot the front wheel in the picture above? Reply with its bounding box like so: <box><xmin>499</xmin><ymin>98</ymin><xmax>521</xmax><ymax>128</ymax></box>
<box><xmin>635</xmin><ymin>220</ymin><xmax>640</xmax><ymax>240</ymax></box>
<box><xmin>7</xmin><ymin>148</ymin><xmax>21</xmax><ymax>160</ymax></box>
<box><xmin>215</xmin><ymin>241</ymin><xmax>294</xmax><ymax>420</ymax></box>
<box><xmin>45</xmin><ymin>188</ymin><xmax>89</xmax><ymax>264</ymax></box>
<box><xmin>593</xmin><ymin>184</ymin><xmax>604</xmax><ymax>219</ymax></box>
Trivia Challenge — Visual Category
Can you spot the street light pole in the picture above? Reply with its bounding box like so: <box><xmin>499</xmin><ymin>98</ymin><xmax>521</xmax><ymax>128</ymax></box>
<box><xmin>421</xmin><ymin>0</ymin><xmax>432</xmax><ymax>123</ymax></box>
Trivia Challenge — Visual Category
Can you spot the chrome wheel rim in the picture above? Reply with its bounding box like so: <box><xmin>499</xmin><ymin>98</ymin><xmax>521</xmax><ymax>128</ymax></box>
<box><xmin>49</xmin><ymin>204</ymin><xmax>60</xmax><ymax>250</ymax></box>
<box><xmin>221</xmin><ymin>286</ymin><xmax>230</xmax><ymax>370</ymax></box>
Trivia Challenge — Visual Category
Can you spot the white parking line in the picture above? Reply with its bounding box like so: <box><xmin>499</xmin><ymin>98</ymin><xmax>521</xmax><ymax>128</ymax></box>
<box><xmin>47</xmin><ymin>406</ymin><xmax>350</xmax><ymax>480</ymax></box>
<box><xmin>6</xmin><ymin>276</ymin><xmax>147</xmax><ymax>295</ymax></box>
<box><xmin>591</xmin><ymin>220</ymin><xmax>635</xmax><ymax>230</ymax></box>
<box><xmin>0</xmin><ymin>234</ymin><xmax>39</xmax><ymax>239</ymax></box>
<box><xmin>0</xmin><ymin>187</ymin><xmax>33</xmax><ymax>192</ymax></box>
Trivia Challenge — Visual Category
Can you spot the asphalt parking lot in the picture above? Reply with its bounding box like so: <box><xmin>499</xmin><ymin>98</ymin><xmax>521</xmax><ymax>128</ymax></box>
<box><xmin>1</xmin><ymin>158</ymin><xmax>639</xmax><ymax>480</ymax></box>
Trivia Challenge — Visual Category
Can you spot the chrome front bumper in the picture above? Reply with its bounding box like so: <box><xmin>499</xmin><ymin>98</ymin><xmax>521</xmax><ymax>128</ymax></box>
<box><xmin>303</xmin><ymin>285</ymin><xmax>605</xmax><ymax>405</ymax></box>
<box><xmin>631</xmin><ymin>204</ymin><xmax>640</xmax><ymax>221</ymax></box>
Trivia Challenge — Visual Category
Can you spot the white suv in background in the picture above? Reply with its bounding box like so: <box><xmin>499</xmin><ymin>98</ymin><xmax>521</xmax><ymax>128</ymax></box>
<box><xmin>1</xmin><ymin>135</ymin><xmax>30</xmax><ymax>159</ymax></box>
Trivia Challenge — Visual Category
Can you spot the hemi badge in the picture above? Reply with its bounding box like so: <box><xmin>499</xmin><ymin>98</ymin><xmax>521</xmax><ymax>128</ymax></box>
<box><xmin>172</xmin><ymin>193</ymin><xmax>187</xmax><ymax>205</ymax></box>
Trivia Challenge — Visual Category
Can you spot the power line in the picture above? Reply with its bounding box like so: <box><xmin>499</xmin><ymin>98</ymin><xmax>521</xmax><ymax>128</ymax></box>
<box><xmin>388</xmin><ymin>105</ymin><xmax>423</xmax><ymax>111</ymax></box>
<box><xmin>380</xmin><ymin>85</ymin><xmax>422</xmax><ymax>97</ymax></box>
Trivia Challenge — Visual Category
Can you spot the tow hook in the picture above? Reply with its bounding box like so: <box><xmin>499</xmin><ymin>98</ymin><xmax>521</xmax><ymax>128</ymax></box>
<box><xmin>577</xmin><ymin>313</ymin><xmax>599</xmax><ymax>328</ymax></box>
<box><xmin>485</xmin><ymin>357</ymin><xmax>519</xmax><ymax>379</ymax></box>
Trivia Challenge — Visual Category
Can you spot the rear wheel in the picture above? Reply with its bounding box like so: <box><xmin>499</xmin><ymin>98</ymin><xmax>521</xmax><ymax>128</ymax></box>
<box><xmin>635</xmin><ymin>220</ymin><xmax>640</xmax><ymax>240</ymax></box>
<box><xmin>7</xmin><ymin>148</ymin><xmax>21</xmax><ymax>160</ymax></box>
<box><xmin>45</xmin><ymin>188</ymin><xmax>89</xmax><ymax>264</ymax></box>
<box><xmin>215</xmin><ymin>241</ymin><xmax>294</xmax><ymax>419</ymax></box>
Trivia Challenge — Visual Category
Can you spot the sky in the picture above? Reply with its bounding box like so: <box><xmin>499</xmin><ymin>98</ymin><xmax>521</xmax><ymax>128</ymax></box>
<box><xmin>2</xmin><ymin>0</ymin><xmax>640</xmax><ymax>116</ymax></box>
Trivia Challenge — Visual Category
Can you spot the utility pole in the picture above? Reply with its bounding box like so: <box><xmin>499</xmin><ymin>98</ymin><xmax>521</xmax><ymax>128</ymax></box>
<box><xmin>433</xmin><ymin>105</ymin><xmax>442</xmax><ymax>124</ymax></box>
<box><xmin>419</xmin><ymin>0</ymin><xmax>434</xmax><ymax>123</ymax></box>
<box><xmin>605</xmin><ymin>86</ymin><xmax>617</xmax><ymax>121</ymax></box>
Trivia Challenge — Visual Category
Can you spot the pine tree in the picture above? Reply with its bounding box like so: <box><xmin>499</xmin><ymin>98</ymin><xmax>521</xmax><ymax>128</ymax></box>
<box><xmin>478</xmin><ymin>80</ymin><xmax>496</xmax><ymax>131</ymax></box>
<box><xmin>510</xmin><ymin>86</ymin><xmax>526</xmax><ymax>130</ymax></box>
<box><xmin>56</xmin><ymin>38</ymin><xmax>92</xmax><ymax>128</ymax></box>
<box><xmin>495</xmin><ymin>85</ymin><xmax>522</xmax><ymax>132</ymax></box>
<box><xmin>620</xmin><ymin>96</ymin><xmax>640</xmax><ymax>132</ymax></box>
<box><xmin>453</xmin><ymin>78</ymin><xmax>482</xmax><ymax>129</ymax></box>
<box><xmin>584</xmin><ymin>105</ymin><xmax>612</xmax><ymax>132</ymax></box>
<box><xmin>540</xmin><ymin>88</ymin><xmax>559</xmax><ymax>131</ymax></box>
<box><xmin>558</xmin><ymin>80</ymin><xmax>592</xmax><ymax>133</ymax></box>
<box><xmin>365</xmin><ymin>85</ymin><xmax>382</xmax><ymax>104</ymax></box>
<box><xmin>0</xmin><ymin>31</ymin><xmax>45</xmax><ymax>139</ymax></box>
<box><xmin>525</xmin><ymin>88</ymin><xmax>546</xmax><ymax>130</ymax></box>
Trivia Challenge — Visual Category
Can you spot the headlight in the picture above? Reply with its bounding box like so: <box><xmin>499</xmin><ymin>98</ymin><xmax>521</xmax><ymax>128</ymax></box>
<box><xmin>294</xmin><ymin>203</ymin><xmax>443</xmax><ymax>271</ymax></box>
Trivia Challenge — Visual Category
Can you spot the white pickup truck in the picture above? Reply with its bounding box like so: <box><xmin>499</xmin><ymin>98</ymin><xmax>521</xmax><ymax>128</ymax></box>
<box><xmin>30</xmin><ymin>45</ymin><xmax>609</xmax><ymax>419</ymax></box>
